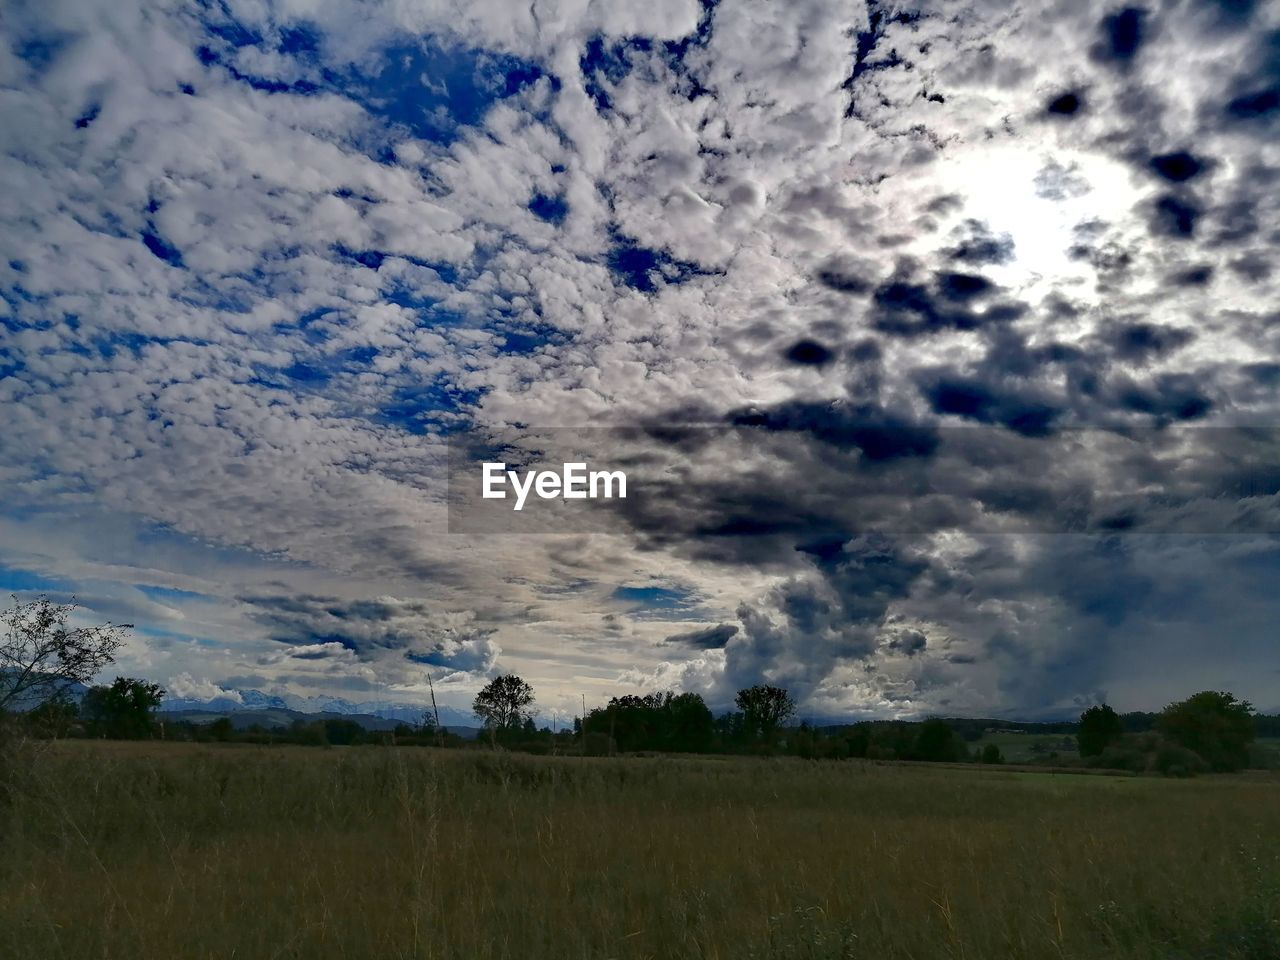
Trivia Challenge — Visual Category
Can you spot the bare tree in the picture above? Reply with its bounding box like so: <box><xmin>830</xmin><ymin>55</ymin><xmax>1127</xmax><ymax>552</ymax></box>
<box><xmin>0</xmin><ymin>596</ymin><xmax>130</xmax><ymax>713</ymax></box>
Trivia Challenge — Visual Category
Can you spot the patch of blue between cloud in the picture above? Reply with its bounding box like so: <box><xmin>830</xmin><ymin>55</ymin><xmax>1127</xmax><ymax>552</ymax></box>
<box><xmin>137</xmin><ymin>584</ymin><xmax>210</xmax><ymax>603</ymax></box>
<box><xmin>377</xmin><ymin>378</ymin><xmax>484</xmax><ymax>436</ymax></box>
<box><xmin>579</xmin><ymin>36</ymin><xmax>645</xmax><ymax>112</ymax></box>
<box><xmin>264</xmin><ymin>345</ymin><xmax>377</xmax><ymax>389</ymax></box>
<box><xmin>132</xmin><ymin>625</ymin><xmax>203</xmax><ymax>644</ymax></box>
<box><xmin>14</xmin><ymin>33</ymin><xmax>73</xmax><ymax>73</ymax></box>
<box><xmin>842</xmin><ymin>3</ymin><xmax>921</xmax><ymax>117</ymax></box>
<box><xmin>528</xmin><ymin>193</ymin><xmax>569</xmax><ymax>225</ymax></box>
<box><xmin>141</xmin><ymin>227</ymin><xmax>184</xmax><ymax>268</ymax></box>
<box><xmin>497</xmin><ymin>324</ymin><xmax>561</xmax><ymax>356</ymax></box>
<box><xmin>192</xmin><ymin>10</ymin><xmax>552</xmax><ymax>148</ymax></box>
<box><xmin>0</xmin><ymin>567</ymin><xmax>72</xmax><ymax>594</ymax></box>
<box><xmin>580</xmin><ymin>13</ymin><xmax>717</xmax><ymax>112</ymax></box>
<box><xmin>345</xmin><ymin>43</ymin><xmax>552</xmax><ymax>148</ymax></box>
<box><xmin>607</xmin><ymin>235</ymin><xmax>712</xmax><ymax>292</ymax></box>
<box><xmin>74</xmin><ymin>104</ymin><xmax>101</xmax><ymax>129</ymax></box>
<box><xmin>332</xmin><ymin>247</ymin><xmax>460</xmax><ymax>288</ymax></box>
<box><xmin>90</xmin><ymin>331</ymin><xmax>156</xmax><ymax>361</ymax></box>
<box><xmin>611</xmin><ymin>584</ymin><xmax>707</xmax><ymax>621</ymax></box>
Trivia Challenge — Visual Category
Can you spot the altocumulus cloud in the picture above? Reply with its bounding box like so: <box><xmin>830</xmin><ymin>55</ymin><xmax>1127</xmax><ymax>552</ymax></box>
<box><xmin>0</xmin><ymin>0</ymin><xmax>1277</xmax><ymax>720</ymax></box>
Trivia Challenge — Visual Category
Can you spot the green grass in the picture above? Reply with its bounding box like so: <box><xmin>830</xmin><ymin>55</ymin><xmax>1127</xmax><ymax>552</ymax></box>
<box><xmin>2</xmin><ymin>740</ymin><xmax>1278</xmax><ymax>960</ymax></box>
<box><xmin>970</xmin><ymin>729</ymin><xmax>1079</xmax><ymax>764</ymax></box>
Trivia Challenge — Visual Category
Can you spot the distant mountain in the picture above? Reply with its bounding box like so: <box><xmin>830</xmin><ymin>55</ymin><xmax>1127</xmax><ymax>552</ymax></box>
<box><xmin>160</xmin><ymin>687</ymin><xmax>479</xmax><ymax>729</ymax></box>
<box><xmin>0</xmin><ymin>672</ymin><xmax>89</xmax><ymax>710</ymax></box>
<box><xmin>157</xmin><ymin>706</ymin><xmax>481</xmax><ymax>737</ymax></box>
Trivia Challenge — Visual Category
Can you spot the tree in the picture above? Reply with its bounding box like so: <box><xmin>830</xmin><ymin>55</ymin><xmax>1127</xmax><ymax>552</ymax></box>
<box><xmin>80</xmin><ymin>677</ymin><xmax>164</xmax><ymax>739</ymax></box>
<box><xmin>1</xmin><ymin>595</ymin><xmax>130</xmax><ymax>713</ymax></box>
<box><xmin>472</xmin><ymin>674</ymin><xmax>535</xmax><ymax>740</ymax></box>
<box><xmin>322</xmin><ymin>718</ymin><xmax>365</xmax><ymax>745</ymax></box>
<box><xmin>665</xmin><ymin>692</ymin><xmax>715</xmax><ymax>753</ymax></box>
<box><xmin>846</xmin><ymin>724</ymin><xmax>871</xmax><ymax>758</ymax></box>
<box><xmin>735</xmin><ymin>685</ymin><xmax>796</xmax><ymax>745</ymax></box>
<box><xmin>1157</xmin><ymin>691</ymin><xmax>1255</xmax><ymax>772</ymax></box>
<box><xmin>25</xmin><ymin>698</ymin><xmax>79</xmax><ymax>738</ymax></box>
<box><xmin>980</xmin><ymin>743</ymin><xmax>1004</xmax><ymax>764</ymax></box>
<box><xmin>1077</xmin><ymin>704</ymin><xmax>1124</xmax><ymax>757</ymax></box>
<box><xmin>915</xmin><ymin>718</ymin><xmax>962</xmax><ymax>762</ymax></box>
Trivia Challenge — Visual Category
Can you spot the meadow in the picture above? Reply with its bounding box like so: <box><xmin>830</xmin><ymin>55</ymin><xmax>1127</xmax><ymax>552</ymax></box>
<box><xmin>1</xmin><ymin>741</ymin><xmax>1278</xmax><ymax>960</ymax></box>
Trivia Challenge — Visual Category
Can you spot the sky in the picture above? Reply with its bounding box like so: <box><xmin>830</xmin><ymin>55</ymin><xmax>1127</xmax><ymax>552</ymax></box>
<box><xmin>1</xmin><ymin>0</ymin><xmax>1278</xmax><ymax>723</ymax></box>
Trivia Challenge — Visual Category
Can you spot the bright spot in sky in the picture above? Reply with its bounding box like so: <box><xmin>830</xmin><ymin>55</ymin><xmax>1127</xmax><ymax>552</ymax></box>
<box><xmin>940</xmin><ymin>145</ymin><xmax>1140</xmax><ymax>294</ymax></box>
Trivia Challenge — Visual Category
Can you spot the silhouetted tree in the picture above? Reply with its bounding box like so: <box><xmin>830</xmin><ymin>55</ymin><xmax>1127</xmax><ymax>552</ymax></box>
<box><xmin>1078</xmin><ymin>704</ymin><xmax>1124</xmax><ymax>757</ymax></box>
<box><xmin>80</xmin><ymin>677</ymin><xmax>164</xmax><ymax>739</ymax></box>
<box><xmin>665</xmin><ymin>692</ymin><xmax>715</xmax><ymax>752</ymax></box>
<box><xmin>915</xmin><ymin>718</ymin><xmax>963</xmax><ymax>762</ymax></box>
<box><xmin>735</xmin><ymin>685</ymin><xmax>796</xmax><ymax>745</ymax></box>
<box><xmin>473</xmin><ymin>674</ymin><xmax>535</xmax><ymax>743</ymax></box>
<box><xmin>208</xmin><ymin>717</ymin><xmax>234</xmax><ymax>741</ymax></box>
<box><xmin>1</xmin><ymin>595</ymin><xmax>130</xmax><ymax>712</ymax></box>
<box><xmin>846</xmin><ymin>724</ymin><xmax>871</xmax><ymax>758</ymax></box>
<box><xmin>980</xmin><ymin>743</ymin><xmax>1003</xmax><ymax>764</ymax></box>
<box><xmin>322</xmin><ymin>718</ymin><xmax>365</xmax><ymax>745</ymax></box>
<box><xmin>1157</xmin><ymin>691</ymin><xmax>1254</xmax><ymax>772</ymax></box>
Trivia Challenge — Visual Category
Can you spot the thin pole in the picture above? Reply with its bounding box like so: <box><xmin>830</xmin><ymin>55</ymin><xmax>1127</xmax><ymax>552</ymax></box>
<box><xmin>427</xmin><ymin>671</ymin><xmax>443</xmax><ymax>746</ymax></box>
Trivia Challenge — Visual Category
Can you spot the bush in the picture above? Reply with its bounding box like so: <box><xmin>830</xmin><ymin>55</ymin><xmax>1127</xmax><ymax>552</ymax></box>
<box><xmin>1089</xmin><ymin>740</ymin><xmax>1148</xmax><ymax>773</ymax></box>
<box><xmin>1154</xmin><ymin>742</ymin><xmax>1208</xmax><ymax>777</ymax></box>
<box><xmin>981</xmin><ymin>743</ymin><xmax>1003</xmax><ymax>764</ymax></box>
<box><xmin>1157</xmin><ymin>691</ymin><xmax>1254</xmax><ymax>773</ymax></box>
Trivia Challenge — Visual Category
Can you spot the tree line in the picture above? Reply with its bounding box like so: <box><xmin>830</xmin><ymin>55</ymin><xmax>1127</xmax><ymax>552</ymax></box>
<box><xmin>2</xmin><ymin>596</ymin><xmax>1276</xmax><ymax>774</ymax></box>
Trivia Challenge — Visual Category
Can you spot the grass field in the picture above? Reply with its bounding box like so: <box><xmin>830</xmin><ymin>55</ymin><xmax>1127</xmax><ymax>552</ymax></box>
<box><xmin>2</xmin><ymin>741</ymin><xmax>1278</xmax><ymax>960</ymax></box>
<box><xmin>970</xmin><ymin>730</ymin><xmax>1079</xmax><ymax>764</ymax></box>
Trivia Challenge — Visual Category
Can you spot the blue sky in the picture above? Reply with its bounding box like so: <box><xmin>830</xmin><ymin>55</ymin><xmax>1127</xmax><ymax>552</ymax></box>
<box><xmin>1</xmin><ymin>0</ymin><xmax>1278</xmax><ymax>720</ymax></box>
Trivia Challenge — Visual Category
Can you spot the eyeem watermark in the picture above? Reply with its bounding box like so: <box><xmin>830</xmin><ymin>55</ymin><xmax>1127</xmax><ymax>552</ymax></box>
<box><xmin>482</xmin><ymin>462</ymin><xmax>627</xmax><ymax>511</ymax></box>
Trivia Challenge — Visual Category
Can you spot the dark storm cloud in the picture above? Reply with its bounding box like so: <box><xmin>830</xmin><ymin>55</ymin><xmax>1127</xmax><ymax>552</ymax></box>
<box><xmin>1148</xmin><ymin>193</ymin><xmax>1201</xmax><ymax>238</ymax></box>
<box><xmin>870</xmin><ymin>277</ymin><xmax>1026</xmax><ymax>339</ymax></box>
<box><xmin>884</xmin><ymin>628</ymin><xmax>928</xmax><ymax>657</ymax></box>
<box><xmin>6</xmin><ymin>0</ymin><xmax>1278</xmax><ymax>722</ymax></box>
<box><xmin>814</xmin><ymin>254</ymin><xmax>875</xmax><ymax>295</ymax></box>
<box><xmin>719</xmin><ymin>534</ymin><xmax>938</xmax><ymax>698</ymax></box>
<box><xmin>1100</xmin><ymin>322</ymin><xmax>1196</xmax><ymax>364</ymax></box>
<box><xmin>241</xmin><ymin>594</ymin><xmax>499</xmax><ymax>673</ymax></box>
<box><xmin>944</xmin><ymin>220</ymin><xmax>1015</xmax><ymax>266</ymax></box>
<box><xmin>1092</xmin><ymin>7</ymin><xmax>1148</xmax><ymax>66</ymax></box>
<box><xmin>784</xmin><ymin>340</ymin><xmax>835</xmax><ymax>366</ymax></box>
<box><xmin>1046</xmin><ymin>90</ymin><xmax>1084</xmax><ymax>116</ymax></box>
<box><xmin>727</xmin><ymin>402</ymin><xmax>939</xmax><ymax>461</ymax></box>
<box><xmin>918</xmin><ymin>372</ymin><xmax>1061</xmax><ymax>436</ymax></box>
<box><xmin>1149</xmin><ymin>151</ymin><xmax>1207</xmax><ymax>183</ymax></box>
<box><xmin>664</xmin><ymin>623</ymin><xmax>739</xmax><ymax>649</ymax></box>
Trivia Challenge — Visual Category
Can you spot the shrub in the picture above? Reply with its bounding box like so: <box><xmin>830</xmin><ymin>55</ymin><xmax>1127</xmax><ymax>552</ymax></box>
<box><xmin>1154</xmin><ymin>741</ymin><xmax>1208</xmax><ymax>777</ymax></box>
<box><xmin>1157</xmin><ymin>691</ymin><xmax>1254</xmax><ymax>773</ymax></box>
<box><xmin>1089</xmin><ymin>740</ymin><xmax>1147</xmax><ymax>773</ymax></box>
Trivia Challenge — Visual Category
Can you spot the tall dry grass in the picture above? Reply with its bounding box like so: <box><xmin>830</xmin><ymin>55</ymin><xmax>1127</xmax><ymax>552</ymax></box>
<box><xmin>1</xmin><ymin>741</ymin><xmax>1277</xmax><ymax>959</ymax></box>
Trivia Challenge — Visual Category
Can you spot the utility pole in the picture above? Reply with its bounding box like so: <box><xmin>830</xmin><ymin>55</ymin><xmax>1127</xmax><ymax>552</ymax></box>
<box><xmin>427</xmin><ymin>671</ymin><xmax>443</xmax><ymax>747</ymax></box>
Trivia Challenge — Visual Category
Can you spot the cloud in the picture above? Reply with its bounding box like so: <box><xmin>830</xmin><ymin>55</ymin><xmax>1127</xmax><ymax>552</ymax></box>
<box><xmin>664</xmin><ymin>623</ymin><xmax>738</xmax><ymax>649</ymax></box>
<box><xmin>242</xmin><ymin>594</ymin><xmax>501</xmax><ymax>676</ymax></box>
<box><xmin>0</xmin><ymin>0</ymin><xmax>1277</xmax><ymax>719</ymax></box>
<box><xmin>165</xmin><ymin>672</ymin><xmax>242</xmax><ymax>703</ymax></box>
